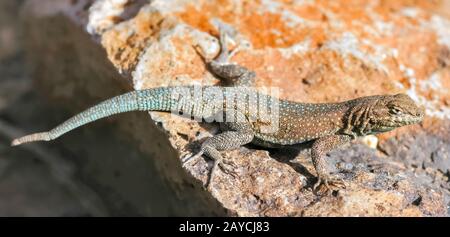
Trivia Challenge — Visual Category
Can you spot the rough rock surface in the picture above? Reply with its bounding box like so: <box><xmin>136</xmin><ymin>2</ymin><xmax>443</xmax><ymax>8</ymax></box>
<box><xmin>20</xmin><ymin>0</ymin><xmax>450</xmax><ymax>216</ymax></box>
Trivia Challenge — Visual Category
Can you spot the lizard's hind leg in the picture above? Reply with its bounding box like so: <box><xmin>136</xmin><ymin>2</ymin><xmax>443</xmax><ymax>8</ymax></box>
<box><xmin>207</xmin><ymin>26</ymin><xmax>256</xmax><ymax>87</ymax></box>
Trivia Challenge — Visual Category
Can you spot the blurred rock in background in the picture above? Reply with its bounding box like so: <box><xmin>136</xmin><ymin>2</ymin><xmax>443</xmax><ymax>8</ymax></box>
<box><xmin>0</xmin><ymin>0</ymin><xmax>185</xmax><ymax>217</ymax></box>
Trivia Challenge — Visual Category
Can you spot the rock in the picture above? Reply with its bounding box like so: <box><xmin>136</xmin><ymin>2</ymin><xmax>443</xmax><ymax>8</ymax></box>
<box><xmin>20</xmin><ymin>0</ymin><xmax>449</xmax><ymax>216</ymax></box>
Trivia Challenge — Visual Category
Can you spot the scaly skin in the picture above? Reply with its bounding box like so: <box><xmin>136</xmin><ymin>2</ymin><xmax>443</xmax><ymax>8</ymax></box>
<box><xmin>11</xmin><ymin>26</ymin><xmax>425</xmax><ymax>193</ymax></box>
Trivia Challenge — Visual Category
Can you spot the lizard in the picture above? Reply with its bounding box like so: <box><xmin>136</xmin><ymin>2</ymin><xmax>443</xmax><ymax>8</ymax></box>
<box><xmin>10</xmin><ymin>27</ymin><xmax>425</xmax><ymax>192</ymax></box>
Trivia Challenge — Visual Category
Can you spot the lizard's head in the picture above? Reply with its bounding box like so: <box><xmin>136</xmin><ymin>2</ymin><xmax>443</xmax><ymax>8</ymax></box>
<box><xmin>366</xmin><ymin>93</ymin><xmax>424</xmax><ymax>133</ymax></box>
<box><xmin>347</xmin><ymin>93</ymin><xmax>425</xmax><ymax>135</ymax></box>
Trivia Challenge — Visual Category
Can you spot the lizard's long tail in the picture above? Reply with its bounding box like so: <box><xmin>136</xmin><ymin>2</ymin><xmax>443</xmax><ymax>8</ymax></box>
<box><xmin>11</xmin><ymin>87</ymin><xmax>180</xmax><ymax>146</ymax></box>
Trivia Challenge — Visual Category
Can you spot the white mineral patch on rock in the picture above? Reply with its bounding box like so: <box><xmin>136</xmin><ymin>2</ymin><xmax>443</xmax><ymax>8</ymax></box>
<box><xmin>87</xmin><ymin>0</ymin><xmax>130</xmax><ymax>34</ymax></box>
<box><xmin>324</xmin><ymin>32</ymin><xmax>389</xmax><ymax>73</ymax></box>
<box><xmin>426</xmin><ymin>15</ymin><xmax>450</xmax><ymax>48</ymax></box>
<box><xmin>362</xmin><ymin>135</ymin><xmax>378</xmax><ymax>149</ymax></box>
<box><xmin>406</xmin><ymin>72</ymin><xmax>450</xmax><ymax>120</ymax></box>
<box><xmin>279</xmin><ymin>39</ymin><xmax>311</xmax><ymax>58</ymax></box>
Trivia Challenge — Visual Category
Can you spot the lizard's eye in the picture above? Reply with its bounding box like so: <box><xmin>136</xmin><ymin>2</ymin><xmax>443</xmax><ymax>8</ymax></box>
<box><xmin>390</xmin><ymin>108</ymin><xmax>402</xmax><ymax>115</ymax></box>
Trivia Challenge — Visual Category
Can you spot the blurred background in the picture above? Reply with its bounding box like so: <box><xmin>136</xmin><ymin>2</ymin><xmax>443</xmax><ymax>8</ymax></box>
<box><xmin>0</xmin><ymin>0</ymin><xmax>90</xmax><ymax>216</ymax></box>
<box><xmin>0</xmin><ymin>0</ymin><xmax>176</xmax><ymax>217</ymax></box>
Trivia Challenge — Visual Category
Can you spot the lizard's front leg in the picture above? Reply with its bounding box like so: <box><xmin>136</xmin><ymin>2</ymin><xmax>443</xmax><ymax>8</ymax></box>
<box><xmin>311</xmin><ymin>135</ymin><xmax>352</xmax><ymax>193</ymax></box>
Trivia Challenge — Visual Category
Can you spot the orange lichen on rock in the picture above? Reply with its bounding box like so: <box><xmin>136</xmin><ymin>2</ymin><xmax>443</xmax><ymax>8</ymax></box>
<box><xmin>176</xmin><ymin>0</ymin><xmax>326</xmax><ymax>49</ymax></box>
<box><xmin>176</xmin><ymin>5</ymin><xmax>216</xmax><ymax>35</ymax></box>
<box><xmin>168</xmin><ymin>35</ymin><xmax>209</xmax><ymax>81</ymax></box>
<box><xmin>101</xmin><ymin>10</ymin><xmax>167</xmax><ymax>73</ymax></box>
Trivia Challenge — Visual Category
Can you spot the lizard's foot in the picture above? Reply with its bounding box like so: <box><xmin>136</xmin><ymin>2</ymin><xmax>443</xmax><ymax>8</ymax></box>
<box><xmin>207</xmin><ymin>158</ymin><xmax>220</xmax><ymax>190</ymax></box>
<box><xmin>313</xmin><ymin>175</ymin><xmax>346</xmax><ymax>195</ymax></box>
<box><xmin>196</xmin><ymin>23</ymin><xmax>255</xmax><ymax>87</ymax></box>
<box><xmin>218</xmin><ymin>159</ymin><xmax>239</xmax><ymax>178</ymax></box>
<box><xmin>196</xmin><ymin>129</ymin><xmax>254</xmax><ymax>189</ymax></box>
<box><xmin>193</xmin><ymin>24</ymin><xmax>239</xmax><ymax>65</ymax></box>
<box><xmin>181</xmin><ymin>150</ymin><xmax>204</xmax><ymax>167</ymax></box>
<box><xmin>182</xmin><ymin>149</ymin><xmax>223</xmax><ymax>190</ymax></box>
<box><xmin>207</xmin><ymin>158</ymin><xmax>239</xmax><ymax>189</ymax></box>
<box><xmin>214</xmin><ymin>24</ymin><xmax>239</xmax><ymax>64</ymax></box>
<box><xmin>181</xmin><ymin>148</ymin><xmax>223</xmax><ymax>190</ymax></box>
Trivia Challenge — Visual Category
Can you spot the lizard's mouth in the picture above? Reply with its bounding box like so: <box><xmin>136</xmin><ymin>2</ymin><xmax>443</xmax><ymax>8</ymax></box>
<box><xmin>371</xmin><ymin>114</ymin><xmax>423</xmax><ymax>133</ymax></box>
<box><xmin>377</xmin><ymin>115</ymin><xmax>423</xmax><ymax>129</ymax></box>
<box><xmin>393</xmin><ymin>115</ymin><xmax>423</xmax><ymax>126</ymax></box>
<box><xmin>372</xmin><ymin>125</ymin><xmax>396</xmax><ymax>133</ymax></box>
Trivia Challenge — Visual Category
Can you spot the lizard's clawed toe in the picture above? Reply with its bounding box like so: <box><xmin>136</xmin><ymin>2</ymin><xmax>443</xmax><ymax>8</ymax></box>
<box><xmin>218</xmin><ymin>160</ymin><xmax>239</xmax><ymax>178</ymax></box>
<box><xmin>313</xmin><ymin>175</ymin><xmax>346</xmax><ymax>195</ymax></box>
<box><xmin>181</xmin><ymin>151</ymin><xmax>204</xmax><ymax>167</ymax></box>
<box><xmin>206</xmin><ymin>159</ymin><xmax>239</xmax><ymax>190</ymax></box>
